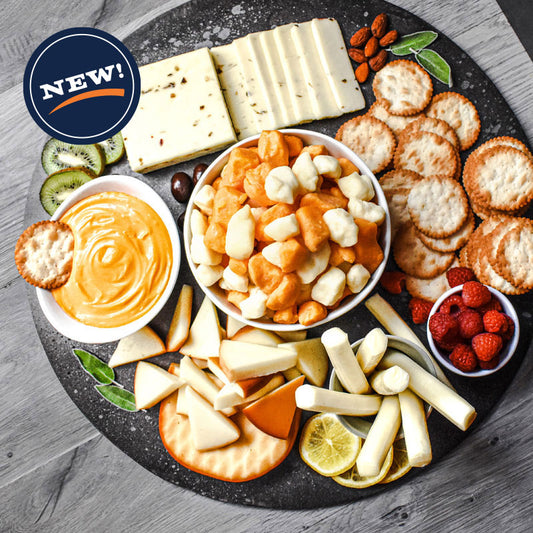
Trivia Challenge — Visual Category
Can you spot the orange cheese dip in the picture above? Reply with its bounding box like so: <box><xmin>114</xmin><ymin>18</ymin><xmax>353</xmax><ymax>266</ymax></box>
<box><xmin>53</xmin><ymin>191</ymin><xmax>172</xmax><ymax>328</ymax></box>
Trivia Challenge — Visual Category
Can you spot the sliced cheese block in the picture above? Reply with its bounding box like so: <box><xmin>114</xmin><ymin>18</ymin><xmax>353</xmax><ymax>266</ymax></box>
<box><xmin>166</xmin><ymin>284</ymin><xmax>193</xmax><ymax>352</ymax></box>
<box><xmin>226</xmin><ymin>315</ymin><xmax>247</xmax><ymax>338</ymax></box>
<box><xmin>176</xmin><ymin>384</ymin><xmax>189</xmax><ymax>416</ymax></box>
<box><xmin>243</xmin><ymin>376</ymin><xmax>304</xmax><ymax>439</ymax></box>
<box><xmin>279</xmin><ymin>338</ymin><xmax>328</xmax><ymax>387</ymax></box>
<box><xmin>186</xmin><ymin>387</ymin><xmax>240</xmax><ymax>451</ymax></box>
<box><xmin>108</xmin><ymin>326</ymin><xmax>166</xmax><ymax>368</ymax></box>
<box><xmin>283</xmin><ymin>367</ymin><xmax>303</xmax><ymax>381</ymax></box>
<box><xmin>231</xmin><ymin>326</ymin><xmax>283</xmax><ymax>346</ymax></box>
<box><xmin>134</xmin><ymin>361</ymin><xmax>183</xmax><ymax>410</ymax></box>
<box><xmin>275</xmin><ymin>330</ymin><xmax>307</xmax><ymax>342</ymax></box>
<box><xmin>122</xmin><ymin>47</ymin><xmax>236</xmax><ymax>173</ymax></box>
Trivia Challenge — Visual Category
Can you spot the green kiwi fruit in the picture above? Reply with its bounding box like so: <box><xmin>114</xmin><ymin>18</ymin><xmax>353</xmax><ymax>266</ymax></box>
<box><xmin>42</xmin><ymin>139</ymin><xmax>105</xmax><ymax>176</ymax></box>
<box><xmin>40</xmin><ymin>168</ymin><xmax>94</xmax><ymax>216</ymax></box>
<box><xmin>97</xmin><ymin>133</ymin><xmax>125</xmax><ymax>165</ymax></box>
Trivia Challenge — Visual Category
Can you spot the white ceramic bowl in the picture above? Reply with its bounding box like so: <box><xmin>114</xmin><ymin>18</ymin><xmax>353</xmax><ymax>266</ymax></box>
<box><xmin>184</xmin><ymin>129</ymin><xmax>391</xmax><ymax>331</ymax></box>
<box><xmin>37</xmin><ymin>175</ymin><xmax>181</xmax><ymax>344</ymax></box>
<box><xmin>427</xmin><ymin>284</ymin><xmax>519</xmax><ymax>377</ymax></box>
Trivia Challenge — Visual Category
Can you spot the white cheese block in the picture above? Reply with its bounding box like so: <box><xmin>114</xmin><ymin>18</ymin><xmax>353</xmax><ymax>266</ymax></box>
<box><xmin>347</xmin><ymin>264</ymin><xmax>370</xmax><ymax>293</ymax></box>
<box><xmin>323</xmin><ymin>208</ymin><xmax>359</xmax><ymax>248</ymax></box>
<box><xmin>225</xmin><ymin>205</ymin><xmax>255</xmax><ymax>260</ymax></box>
<box><xmin>296</xmin><ymin>241</ymin><xmax>330</xmax><ymax>284</ymax></box>
<box><xmin>239</xmin><ymin>287</ymin><xmax>268</xmax><ymax>319</ymax></box>
<box><xmin>122</xmin><ymin>47</ymin><xmax>236</xmax><ymax>173</ymax></box>
<box><xmin>311</xmin><ymin>267</ymin><xmax>346</xmax><ymax>307</ymax></box>
<box><xmin>264</xmin><ymin>213</ymin><xmax>300</xmax><ymax>241</ymax></box>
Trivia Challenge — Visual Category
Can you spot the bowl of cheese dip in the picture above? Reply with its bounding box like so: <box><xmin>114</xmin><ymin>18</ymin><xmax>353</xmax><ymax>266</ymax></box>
<box><xmin>37</xmin><ymin>175</ymin><xmax>180</xmax><ymax>343</ymax></box>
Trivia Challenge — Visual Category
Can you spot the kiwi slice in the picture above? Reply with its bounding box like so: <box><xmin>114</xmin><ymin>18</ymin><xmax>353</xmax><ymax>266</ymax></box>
<box><xmin>97</xmin><ymin>133</ymin><xmax>125</xmax><ymax>165</ymax></box>
<box><xmin>40</xmin><ymin>168</ymin><xmax>93</xmax><ymax>216</ymax></box>
<box><xmin>42</xmin><ymin>139</ymin><xmax>105</xmax><ymax>177</ymax></box>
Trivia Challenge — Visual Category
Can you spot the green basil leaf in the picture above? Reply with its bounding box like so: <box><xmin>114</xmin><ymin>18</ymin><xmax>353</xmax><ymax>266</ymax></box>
<box><xmin>95</xmin><ymin>385</ymin><xmax>137</xmax><ymax>411</ymax></box>
<box><xmin>415</xmin><ymin>48</ymin><xmax>453</xmax><ymax>87</ymax></box>
<box><xmin>390</xmin><ymin>31</ymin><xmax>438</xmax><ymax>56</ymax></box>
<box><xmin>73</xmin><ymin>349</ymin><xmax>114</xmax><ymax>384</ymax></box>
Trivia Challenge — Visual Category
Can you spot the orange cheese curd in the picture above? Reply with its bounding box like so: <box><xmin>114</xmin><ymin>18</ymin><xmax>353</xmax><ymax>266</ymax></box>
<box><xmin>53</xmin><ymin>191</ymin><xmax>172</xmax><ymax>328</ymax></box>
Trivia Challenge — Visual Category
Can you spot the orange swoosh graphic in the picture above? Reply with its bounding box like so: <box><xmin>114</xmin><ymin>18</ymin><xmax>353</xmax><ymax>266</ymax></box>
<box><xmin>49</xmin><ymin>88</ymin><xmax>125</xmax><ymax>114</ymax></box>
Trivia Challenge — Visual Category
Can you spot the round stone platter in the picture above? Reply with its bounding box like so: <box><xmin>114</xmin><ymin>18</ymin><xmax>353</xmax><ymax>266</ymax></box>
<box><xmin>24</xmin><ymin>0</ymin><xmax>533</xmax><ymax>509</ymax></box>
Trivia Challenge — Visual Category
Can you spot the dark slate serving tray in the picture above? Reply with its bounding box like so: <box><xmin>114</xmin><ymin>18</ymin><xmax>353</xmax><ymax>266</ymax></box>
<box><xmin>24</xmin><ymin>0</ymin><xmax>533</xmax><ymax>509</ymax></box>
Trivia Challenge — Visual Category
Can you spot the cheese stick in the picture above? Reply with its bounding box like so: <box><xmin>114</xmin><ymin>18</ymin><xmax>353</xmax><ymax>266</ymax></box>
<box><xmin>295</xmin><ymin>384</ymin><xmax>382</xmax><ymax>415</ymax></box>
<box><xmin>379</xmin><ymin>351</ymin><xmax>476</xmax><ymax>431</ymax></box>
<box><xmin>356</xmin><ymin>328</ymin><xmax>388</xmax><ymax>374</ymax></box>
<box><xmin>356</xmin><ymin>395</ymin><xmax>401</xmax><ymax>477</ymax></box>
<box><xmin>321</xmin><ymin>327</ymin><xmax>370</xmax><ymax>394</ymax></box>
<box><xmin>398</xmin><ymin>389</ymin><xmax>432</xmax><ymax>467</ymax></box>
<box><xmin>369</xmin><ymin>366</ymin><xmax>409</xmax><ymax>395</ymax></box>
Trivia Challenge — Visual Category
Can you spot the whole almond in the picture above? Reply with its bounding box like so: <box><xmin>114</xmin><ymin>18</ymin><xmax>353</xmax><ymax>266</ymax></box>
<box><xmin>364</xmin><ymin>37</ymin><xmax>380</xmax><ymax>58</ymax></box>
<box><xmin>355</xmin><ymin>62</ymin><xmax>370</xmax><ymax>83</ymax></box>
<box><xmin>371</xmin><ymin>13</ymin><xmax>388</xmax><ymax>38</ymax></box>
<box><xmin>348</xmin><ymin>48</ymin><xmax>367</xmax><ymax>63</ymax></box>
<box><xmin>369</xmin><ymin>49</ymin><xmax>388</xmax><ymax>72</ymax></box>
<box><xmin>350</xmin><ymin>27</ymin><xmax>372</xmax><ymax>47</ymax></box>
<box><xmin>380</xmin><ymin>30</ymin><xmax>398</xmax><ymax>47</ymax></box>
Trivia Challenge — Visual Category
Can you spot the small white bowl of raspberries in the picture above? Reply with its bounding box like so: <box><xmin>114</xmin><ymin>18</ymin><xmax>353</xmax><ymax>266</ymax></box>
<box><xmin>426</xmin><ymin>273</ymin><xmax>519</xmax><ymax>377</ymax></box>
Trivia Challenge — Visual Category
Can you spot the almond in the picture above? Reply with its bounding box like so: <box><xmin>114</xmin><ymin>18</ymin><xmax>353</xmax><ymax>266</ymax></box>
<box><xmin>348</xmin><ymin>48</ymin><xmax>366</xmax><ymax>63</ymax></box>
<box><xmin>355</xmin><ymin>62</ymin><xmax>370</xmax><ymax>83</ymax></box>
<box><xmin>350</xmin><ymin>27</ymin><xmax>372</xmax><ymax>48</ymax></box>
<box><xmin>379</xmin><ymin>30</ymin><xmax>398</xmax><ymax>47</ymax></box>
<box><xmin>364</xmin><ymin>37</ymin><xmax>380</xmax><ymax>58</ymax></box>
<box><xmin>371</xmin><ymin>13</ymin><xmax>388</xmax><ymax>39</ymax></box>
<box><xmin>369</xmin><ymin>49</ymin><xmax>388</xmax><ymax>72</ymax></box>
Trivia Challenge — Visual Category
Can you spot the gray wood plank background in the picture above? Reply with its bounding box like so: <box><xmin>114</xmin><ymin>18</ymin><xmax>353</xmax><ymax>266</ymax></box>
<box><xmin>1</xmin><ymin>0</ymin><xmax>532</xmax><ymax>531</ymax></box>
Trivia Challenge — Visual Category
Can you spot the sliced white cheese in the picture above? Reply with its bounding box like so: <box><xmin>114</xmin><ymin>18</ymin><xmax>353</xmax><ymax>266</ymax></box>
<box><xmin>134</xmin><ymin>362</ymin><xmax>183</xmax><ymax>410</ymax></box>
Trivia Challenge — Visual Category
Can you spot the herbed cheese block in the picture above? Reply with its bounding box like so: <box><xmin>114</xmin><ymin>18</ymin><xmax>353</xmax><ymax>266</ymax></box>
<box><xmin>122</xmin><ymin>47</ymin><xmax>236</xmax><ymax>173</ymax></box>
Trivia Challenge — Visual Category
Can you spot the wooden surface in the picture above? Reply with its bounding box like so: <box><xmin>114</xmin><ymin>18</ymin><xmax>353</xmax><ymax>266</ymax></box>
<box><xmin>1</xmin><ymin>0</ymin><xmax>532</xmax><ymax>530</ymax></box>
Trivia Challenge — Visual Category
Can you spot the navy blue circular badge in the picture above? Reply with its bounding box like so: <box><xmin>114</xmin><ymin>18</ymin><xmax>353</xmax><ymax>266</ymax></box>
<box><xmin>23</xmin><ymin>27</ymin><xmax>140</xmax><ymax>144</ymax></box>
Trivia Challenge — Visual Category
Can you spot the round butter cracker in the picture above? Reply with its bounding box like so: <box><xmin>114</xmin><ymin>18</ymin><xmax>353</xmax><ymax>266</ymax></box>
<box><xmin>416</xmin><ymin>209</ymin><xmax>475</xmax><ymax>252</ymax></box>
<box><xmin>405</xmin><ymin>257</ymin><xmax>459</xmax><ymax>302</ymax></box>
<box><xmin>368</xmin><ymin>100</ymin><xmax>424</xmax><ymax>137</ymax></box>
<box><xmin>399</xmin><ymin>116</ymin><xmax>460</xmax><ymax>151</ymax></box>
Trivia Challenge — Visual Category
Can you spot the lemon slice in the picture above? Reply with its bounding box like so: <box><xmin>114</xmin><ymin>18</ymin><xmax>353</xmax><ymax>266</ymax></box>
<box><xmin>299</xmin><ymin>413</ymin><xmax>361</xmax><ymax>477</ymax></box>
<box><xmin>380</xmin><ymin>438</ymin><xmax>412</xmax><ymax>484</ymax></box>
<box><xmin>333</xmin><ymin>444</ymin><xmax>393</xmax><ymax>488</ymax></box>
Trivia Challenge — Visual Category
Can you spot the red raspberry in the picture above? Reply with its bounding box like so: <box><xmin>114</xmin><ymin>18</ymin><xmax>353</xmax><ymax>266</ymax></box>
<box><xmin>408</xmin><ymin>297</ymin><xmax>433</xmax><ymax>324</ymax></box>
<box><xmin>483</xmin><ymin>311</ymin><xmax>508</xmax><ymax>335</ymax></box>
<box><xmin>479</xmin><ymin>356</ymin><xmax>500</xmax><ymax>370</ymax></box>
<box><xmin>501</xmin><ymin>315</ymin><xmax>515</xmax><ymax>341</ymax></box>
<box><xmin>478</xmin><ymin>297</ymin><xmax>503</xmax><ymax>314</ymax></box>
<box><xmin>380</xmin><ymin>271</ymin><xmax>406</xmax><ymax>294</ymax></box>
<box><xmin>462</xmin><ymin>281</ymin><xmax>492</xmax><ymax>308</ymax></box>
<box><xmin>446</xmin><ymin>267</ymin><xmax>476</xmax><ymax>288</ymax></box>
<box><xmin>429</xmin><ymin>312</ymin><xmax>459</xmax><ymax>344</ymax></box>
<box><xmin>472</xmin><ymin>333</ymin><xmax>503</xmax><ymax>361</ymax></box>
<box><xmin>438</xmin><ymin>294</ymin><xmax>467</xmax><ymax>317</ymax></box>
<box><xmin>457</xmin><ymin>309</ymin><xmax>484</xmax><ymax>339</ymax></box>
<box><xmin>437</xmin><ymin>336</ymin><xmax>462</xmax><ymax>352</ymax></box>
<box><xmin>449</xmin><ymin>344</ymin><xmax>478</xmax><ymax>372</ymax></box>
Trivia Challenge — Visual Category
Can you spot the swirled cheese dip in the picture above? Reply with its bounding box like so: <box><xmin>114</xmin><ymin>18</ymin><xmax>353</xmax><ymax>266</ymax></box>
<box><xmin>53</xmin><ymin>191</ymin><xmax>172</xmax><ymax>328</ymax></box>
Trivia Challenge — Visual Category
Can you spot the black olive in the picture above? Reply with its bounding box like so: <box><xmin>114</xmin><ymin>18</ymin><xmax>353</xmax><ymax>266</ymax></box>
<box><xmin>171</xmin><ymin>172</ymin><xmax>193</xmax><ymax>203</ymax></box>
<box><xmin>193</xmin><ymin>163</ymin><xmax>208</xmax><ymax>184</ymax></box>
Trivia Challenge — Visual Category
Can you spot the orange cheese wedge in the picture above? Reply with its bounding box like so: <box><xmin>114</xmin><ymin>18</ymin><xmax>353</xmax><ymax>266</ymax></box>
<box><xmin>242</xmin><ymin>375</ymin><xmax>305</xmax><ymax>439</ymax></box>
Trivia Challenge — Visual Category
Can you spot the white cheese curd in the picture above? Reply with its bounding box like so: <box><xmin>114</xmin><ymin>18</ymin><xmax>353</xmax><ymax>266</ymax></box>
<box><xmin>311</xmin><ymin>267</ymin><xmax>346</xmax><ymax>306</ymax></box>
<box><xmin>296</xmin><ymin>241</ymin><xmax>331</xmax><ymax>284</ymax></box>
<box><xmin>292</xmin><ymin>152</ymin><xmax>319</xmax><ymax>192</ymax></box>
<box><xmin>338</xmin><ymin>172</ymin><xmax>375</xmax><ymax>201</ymax></box>
<box><xmin>225</xmin><ymin>205</ymin><xmax>256</xmax><ymax>259</ymax></box>
<box><xmin>190</xmin><ymin>209</ymin><xmax>208</xmax><ymax>236</ymax></box>
<box><xmin>191</xmin><ymin>235</ymin><xmax>222</xmax><ymax>265</ymax></box>
<box><xmin>265</xmin><ymin>166</ymin><xmax>299</xmax><ymax>203</ymax></box>
<box><xmin>222</xmin><ymin>266</ymin><xmax>249</xmax><ymax>292</ymax></box>
<box><xmin>195</xmin><ymin>264</ymin><xmax>224</xmax><ymax>286</ymax></box>
<box><xmin>264</xmin><ymin>213</ymin><xmax>300</xmax><ymax>241</ymax></box>
<box><xmin>347</xmin><ymin>264</ymin><xmax>371</xmax><ymax>293</ymax></box>
<box><xmin>348</xmin><ymin>198</ymin><xmax>386</xmax><ymax>225</ymax></box>
<box><xmin>193</xmin><ymin>185</ymin><xmax>216</xmax><ymax>215</ymax></box>
<box><xmin>261</xmin><ymin>242</ymin><xmax>283</xmax><ymax>268</ymax></box>
<box><xmin>251</xmin><ymin>206</ymin><xmax>267</xmax><ymax>221</ymax></box>
<box><xmin>239</xmin><ymin>287</ymin><xmax>268</xmax><ymax>319</ymax></box>
<box><xmin>313</xmin><ymin>155</ymin><xmax>342</xmax><ymax>179</ymax></box>
<box><xmin>323</xmin><ymin>208</ymin><xmax>359</xmax><ymax>247</ymax></box>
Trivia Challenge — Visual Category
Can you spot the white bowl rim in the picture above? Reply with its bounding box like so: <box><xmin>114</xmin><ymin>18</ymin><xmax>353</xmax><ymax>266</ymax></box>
<box><xmin>183</xmin><ymin>128</ymin><xmax>392</xmax><ymax>331</ymax></box>
<box><xmin>36</xmin><ymin>175</ymin><xmax>181</xmax><ymax>344</ymax></box>
<box><xmin>427</xmin><ymin>284</ymin><xmax>520</xmax><ymax>377</ymax></box>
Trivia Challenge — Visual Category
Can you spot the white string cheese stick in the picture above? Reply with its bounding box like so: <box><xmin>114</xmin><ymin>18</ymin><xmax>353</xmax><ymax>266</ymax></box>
<box><xmin>321</xmin><ymin>327</ymin><xmax>370</xmax><ymax>394</ymax></box>
<box><xmin>379</xmin><ymin>351</ymin><xmax>476</xmax><ymax>431</ymax></box>
<box><xmin>370</xmin><ymin>366</ymin><xmax>409</xmax><ymax>395</ymax></box>
<box><xmin>356</xmin><ymin>328</ymin><xmax>388</xmax><ymax>374</ymax></box>
<box><xmin>398</xmin><ymin>389</ymin><xmax>432</xmax><ymax>467</ymax></box>
<box><xmin>295</xmin><ymin>384</ymin><xmax>382</xmax><ymax>415</ymax></box>
<box><xmin>356</xmin><ymin>395</ymin><xmax>401</xmax><ymax>477</ymax></box>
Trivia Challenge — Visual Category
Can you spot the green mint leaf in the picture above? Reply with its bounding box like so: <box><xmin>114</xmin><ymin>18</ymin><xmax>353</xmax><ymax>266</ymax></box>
<box><xmin>415</xmin><ymin>48</ymin><xmax>453</xmax><ymax>87</ymax></box>
<box><xmin>390</xmin><ymin>31</ymin><xmax>438</xmax><ymax>56</ymax></box>
<box><xmin>95</xmin><ymin>385</ymin><xmax>137</xmax><ymax>411</ymax></box>
<box><xmin>73</xmin><ymin>349</ymin><xmax>115</xmax><ymax>385</ymax></box>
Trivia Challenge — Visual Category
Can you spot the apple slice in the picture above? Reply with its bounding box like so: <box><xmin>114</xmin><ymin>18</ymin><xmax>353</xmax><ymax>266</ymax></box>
<box><xmin>231</xmin><ymin>326</ymin><xmax>283</xmax><ymax>346</ymax></box>
<box><xmin>226</xmin><ymin>315</ymin><xmax>246</xmax><ymax>338</ymax></box>
<box><xmin>166</xmin><ymin>285</ymin><xmax>193</xmax><ymax>352</ymax></box>
<box><xmin>243</xmin><ymin>375</ymin><xmax>305</xmax><ymax>439</ymax></box>
<box><xmin>274</xmin><ymin>330</ymin><xmax>307</xmax><ymax>342</ymax></box>
<box><xmin>108</xmin><ymin>326</ymin><xmax>166</xmax><ymax>368</ymax></box>
<box><xmin>279</xmin><ymin>338</ymin><xmax>329</xmax><ymax>387</ymax></box>
<box><xmin>180</xmin><ymin>296</ymin><xmax>222</xmax><ymax>359</ymax></box>
<box><xmin>134</xmin><ymin>361</ymin><xmax>184</xmax><ymax>410</ymax></box>
<box><xmin>186</xmin><ymin>387</ymin><xmax>240</xmax><ymax>451</ymax></box>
